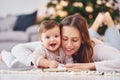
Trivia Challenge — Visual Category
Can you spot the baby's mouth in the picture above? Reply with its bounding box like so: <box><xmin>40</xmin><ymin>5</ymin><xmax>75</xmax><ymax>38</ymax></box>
<box><xmin>50</xmin><ymin>43</ymin><xmax>56</xmax><ymax>48</ymax></box>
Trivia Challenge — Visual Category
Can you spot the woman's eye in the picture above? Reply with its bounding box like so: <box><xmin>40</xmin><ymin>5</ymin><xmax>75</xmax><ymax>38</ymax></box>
<box><xmin>63</xmin><ymin>38</ymin><xmax>67</xmax><ymax>41</ymax></box>
<box><xmin>73</xmin><ymin>39</ymin><xmax>78</xmax><ymax>42</ymax></box>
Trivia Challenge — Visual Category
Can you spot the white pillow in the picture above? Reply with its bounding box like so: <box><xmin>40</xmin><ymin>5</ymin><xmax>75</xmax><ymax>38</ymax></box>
<box><xmin>0</xmin><ymin>15</ymin><xmax>17</xmax><ymax>32</ymax></box>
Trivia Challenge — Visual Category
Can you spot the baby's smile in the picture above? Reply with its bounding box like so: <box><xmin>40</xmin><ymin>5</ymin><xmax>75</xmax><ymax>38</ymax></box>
<box><xmin>49</xmin><ymin>42</ymin><xmax>57</xmax><ymax>48</ymax></box>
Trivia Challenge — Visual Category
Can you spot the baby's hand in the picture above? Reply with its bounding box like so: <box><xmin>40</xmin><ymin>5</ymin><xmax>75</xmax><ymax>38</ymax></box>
<box><xmin>57</xmin><ymin>64</ymin><xmax>65</xmax><ymax>69</ymax></box>
<box><xmin>49</xmin><ymin>61</ymin><xmax>59</xmax><ymax>68</ymax></box>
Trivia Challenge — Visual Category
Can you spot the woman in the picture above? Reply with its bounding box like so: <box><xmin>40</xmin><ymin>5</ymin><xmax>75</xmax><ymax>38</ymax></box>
<box><xmin>59</xmin><ymin>13</ymin><xmax>120</xmax><ymax>72</ymax></box>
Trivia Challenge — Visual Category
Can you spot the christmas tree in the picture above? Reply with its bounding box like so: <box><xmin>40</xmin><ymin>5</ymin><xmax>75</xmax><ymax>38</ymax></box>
<box><xmin>45</xmin><ymin>0</ymin><xmax>120</xmax><ymax>34</ymax></box>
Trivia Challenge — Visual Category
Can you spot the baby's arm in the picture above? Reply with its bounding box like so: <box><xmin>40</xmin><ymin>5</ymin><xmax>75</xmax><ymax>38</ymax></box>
<box><xmin>29</xmin><ymin>46</ymin><xmax>59</xmax><ymax>68</ymax></box>
<box><xmin>38</xmin><ymin>58</ymin><xmax>59</xmax><ymax>68</ymax></box>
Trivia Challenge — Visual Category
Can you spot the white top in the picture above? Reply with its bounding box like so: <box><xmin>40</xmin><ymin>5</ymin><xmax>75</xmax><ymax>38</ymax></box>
<box><xmin>11</xmin><ymin>40</ymin><xmax>120</xmax><ymax>72</ymax></box>
<box><xmin>93</xmin><ymin>43</ymin><xmax>120</xmax><ymax>72</ymax></box>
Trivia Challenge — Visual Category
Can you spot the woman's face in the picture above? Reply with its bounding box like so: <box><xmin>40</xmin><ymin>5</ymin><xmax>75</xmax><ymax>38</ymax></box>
<box><xmin>61</xmin><ymin>26</ymin><xmax>82</xmax><ymax>55</ymax></box>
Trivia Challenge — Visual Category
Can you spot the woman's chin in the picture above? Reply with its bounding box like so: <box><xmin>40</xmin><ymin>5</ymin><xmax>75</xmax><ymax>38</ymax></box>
<box><xmin>64</xmin><ymin>51</ymin><xmax>73</xmax><ymax>56</ymax></box>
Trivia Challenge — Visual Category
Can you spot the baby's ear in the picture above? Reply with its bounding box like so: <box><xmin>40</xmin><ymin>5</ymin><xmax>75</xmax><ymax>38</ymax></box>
<box><xmin>39</xmin><ymin>36</ymin><xmax>43</xmax><ymax>42</ymax></box>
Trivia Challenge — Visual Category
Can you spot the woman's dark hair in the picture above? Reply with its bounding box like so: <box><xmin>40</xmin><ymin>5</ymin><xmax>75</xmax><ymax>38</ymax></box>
<box><xmin>60</xmin><ymin>13</ymin><xmax>93</xmax><ymax>63</ymax></box>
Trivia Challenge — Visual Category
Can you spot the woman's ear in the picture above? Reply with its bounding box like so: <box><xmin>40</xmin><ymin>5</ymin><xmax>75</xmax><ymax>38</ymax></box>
<box><xmin>81</xmin><ymin>38</ymin><xmax>84</xmax><ymax>44</ymax></box>
<box><xmin>82</xmin><ymin>41</ymin><xmax>84</xmax><ymax>44</ymax></box>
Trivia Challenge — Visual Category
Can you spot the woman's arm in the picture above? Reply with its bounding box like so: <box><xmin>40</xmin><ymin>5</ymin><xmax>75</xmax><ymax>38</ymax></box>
<box><xmin>95</xmin><ymin>59</ymin><xmax>120</xmax><ymax>72</ymax></box>
<box><xmin>93</xmin><ymin>43</ymin><xmax>120</xmax><ymax>72</ymax></box>
<box><xmin>65</xmin><ymin>63</ymin><xmax>96</xmax><ymax>70</ymax></box>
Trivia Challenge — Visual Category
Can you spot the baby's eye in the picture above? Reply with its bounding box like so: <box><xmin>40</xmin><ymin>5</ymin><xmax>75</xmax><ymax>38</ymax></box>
<box><xmin>55</xmin><ymin>35</ymin><xmax>59</xmax><ymax>38</ymax></box>
<box><xmin>46</xmin><ymin>36</ymin><xmax>50</xmax><ymax>39</ymax></box>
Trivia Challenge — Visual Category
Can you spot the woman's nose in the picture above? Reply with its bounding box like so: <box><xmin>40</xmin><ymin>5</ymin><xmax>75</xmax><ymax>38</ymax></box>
<box><xmin>66</xmin><ymin>40</ymin><xmax>73</xmax><ymax>48</ymax></box>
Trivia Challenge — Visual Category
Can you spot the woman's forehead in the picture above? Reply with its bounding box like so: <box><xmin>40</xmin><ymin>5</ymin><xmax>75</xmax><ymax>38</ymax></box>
<box><xmin>62</xmin><ymin>26</ymin><xmax>81</xmax><ymax>37</ymax></box>
<box><xmin>62</xmin><ymin>26</ymin><xmax>80</xmax><ymax>32</ymax></box>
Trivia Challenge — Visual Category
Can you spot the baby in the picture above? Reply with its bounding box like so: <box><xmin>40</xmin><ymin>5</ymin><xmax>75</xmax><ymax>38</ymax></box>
<box><xmin>30</xmin><ymin>20</ymin><xmax>73</xmax><ymax>68</ymax></box>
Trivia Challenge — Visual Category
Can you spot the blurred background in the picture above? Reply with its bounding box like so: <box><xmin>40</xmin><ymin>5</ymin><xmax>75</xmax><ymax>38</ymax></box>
<box><xmin>0</xmin><ymin>0</ymin><xmax>120</xmax><ymax>51</ymax></box>
<box><xmin>0</xmin><ymin>0</ymin><xmax>120</xmax><ymax>23</ymax></box>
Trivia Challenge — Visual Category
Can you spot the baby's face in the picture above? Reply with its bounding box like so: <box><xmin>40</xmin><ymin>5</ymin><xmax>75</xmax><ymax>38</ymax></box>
<box><xmin>40</xmin><ymin>26</ymin><xmax>61</xmax><ymax>52</ymax></box>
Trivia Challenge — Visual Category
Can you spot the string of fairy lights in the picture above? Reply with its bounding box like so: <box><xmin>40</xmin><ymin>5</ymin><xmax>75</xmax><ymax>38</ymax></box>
<box><xmin>44</xmin><ymin>0</ymin><xmax>119</xmax><ymax>25</ymax></box>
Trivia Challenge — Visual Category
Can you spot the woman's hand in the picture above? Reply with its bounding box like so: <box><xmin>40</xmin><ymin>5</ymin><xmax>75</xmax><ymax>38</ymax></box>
<box><xmin>65</xmin><ymin>63</ymin><xmax>96</xmax><ymax>70</ymax></box>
